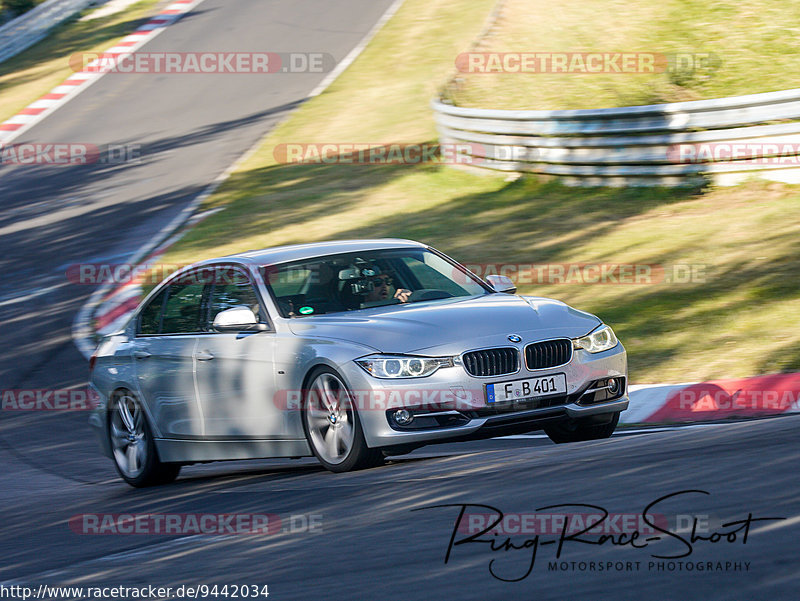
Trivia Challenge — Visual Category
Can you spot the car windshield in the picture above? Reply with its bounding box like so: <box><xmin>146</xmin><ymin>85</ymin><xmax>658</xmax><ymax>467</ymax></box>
<box><xmin>262</xmin><ymin>248</ymin><xmax>490</xmax><ymax>317</ymax></box>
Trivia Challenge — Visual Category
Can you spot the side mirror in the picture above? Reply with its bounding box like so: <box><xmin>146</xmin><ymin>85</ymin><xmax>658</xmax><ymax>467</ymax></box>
<box><xmin>485</xmin><ymin>274</ymin><xmax>517</xmax><ymax>294</ymax></box>
<box><xmin>212</xmin><ymin>306</ymin><xmax>268</xmax><ymax>332</ymax></box>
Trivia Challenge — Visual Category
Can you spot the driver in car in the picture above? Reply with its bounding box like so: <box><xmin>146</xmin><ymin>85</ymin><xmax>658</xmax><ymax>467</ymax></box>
<box><xmin>364</xmin><ymin>273</ymin><xmax>411</xmax><ymax>304</ymax></box>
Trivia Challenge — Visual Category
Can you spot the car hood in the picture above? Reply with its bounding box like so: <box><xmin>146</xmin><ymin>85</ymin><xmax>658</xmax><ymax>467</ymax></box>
<box><xmin>287</xmin><ymin>294</ymin><xmax>602</xmax><ymax>355</ymax></box>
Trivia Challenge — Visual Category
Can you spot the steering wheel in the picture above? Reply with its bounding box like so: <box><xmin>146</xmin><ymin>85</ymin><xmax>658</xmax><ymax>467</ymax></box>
<box><xmin>408</xmin><ymin>289</ymin><xmax>454</xmax><ymax>302</ymax></box>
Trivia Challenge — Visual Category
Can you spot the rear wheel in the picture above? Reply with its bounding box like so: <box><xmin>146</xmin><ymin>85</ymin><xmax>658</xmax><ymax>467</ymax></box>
<box><xmin>302</xmin><ymin>367</ymin><xmax>384</xmax><ymax>473</ymax></box>
<box><xmin>109</xmin><ymin>390</ymin><xmax>181</xmax><ymax>487</ymax></box>
<box><xmin>544</xmin><ymin>412</ymin><xmax>620</xmax><ymax>444</ymax></box>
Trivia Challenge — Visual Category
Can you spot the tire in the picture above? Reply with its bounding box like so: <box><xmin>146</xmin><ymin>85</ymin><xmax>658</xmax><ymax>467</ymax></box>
<box><xmin>108</xmin><ymin>390</ymin><xmax>181</xmax><ymax>487</ymax></box>
<box><xmin>302</xmin><ymin>367</ymin><xmax>384</xmax><ymax>473</ymax></box>
<box><xmin>544</xmin><ymin>412</ymin><xmax>620</xmax><ymax>444</ymax></box>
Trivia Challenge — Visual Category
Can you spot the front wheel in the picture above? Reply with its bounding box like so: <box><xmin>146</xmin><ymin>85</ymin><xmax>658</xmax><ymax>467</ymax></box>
<box><xmin>302</xmin><ymin>368</ymin><xmax>384</xmax><ymax>473</ymax></box>
<box><xmin>109</xmin><ymin>390</ymin><xmax>181</xmax><ymax>487</ymax></box>
<box><xmin>544</xmin><ymin>412</ymin><xmax>620</xmax><ymax>444</ymax></box>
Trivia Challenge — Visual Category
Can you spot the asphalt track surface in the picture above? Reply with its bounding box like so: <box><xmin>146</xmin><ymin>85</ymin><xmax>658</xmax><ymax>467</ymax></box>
<box><xmin>0</xmin><ymin>0</ymin><xmax>393</xmax><ymax>476</ymax></box>
<box><xmin>0</xmin><ymin>418</ymin><xmax>798</xmax><ymax>600</ymax></box>
<box><xmin>1</xmin><ymin>2</ymin><xmax>799</xmax><ymax>600</ymax></box>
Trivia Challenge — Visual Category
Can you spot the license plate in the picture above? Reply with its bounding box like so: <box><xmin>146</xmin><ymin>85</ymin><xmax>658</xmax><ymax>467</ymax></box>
<box><xmin>486</xmin><ymin>373</ymin><xmax>567</xmax><ymax>404</ymax></box>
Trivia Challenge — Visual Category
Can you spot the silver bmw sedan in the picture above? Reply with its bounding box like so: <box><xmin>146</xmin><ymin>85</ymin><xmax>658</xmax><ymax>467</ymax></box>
<box><xmin>88</xmin><ymin>239</ymin><xmax>628</xmax><ymax>486</ymax></box>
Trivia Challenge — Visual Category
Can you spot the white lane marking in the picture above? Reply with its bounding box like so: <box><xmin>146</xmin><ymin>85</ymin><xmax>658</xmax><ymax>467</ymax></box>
<box><xmin>80</xmin><ymin>0</ymin><xmax>143</xmax><ymax>21</ymax></box>
<box><xmin>95</xmin><ymin>283</ymin><xmax>142</xmax><ymax>312</ymax></box>
<box><xmin>496</xmin><ymin>423</ymin><xmax>727</xmax><ymax>440</ymax></box>
<box><xmin>56</xmin><ymin>251</ymin><xmax>132</xmax><ymax>271</ymax></box>
<box><xmin>0</xmin><ymin>283</ymin><xmax>64</xmax><ymax>307</ymax></box>
<box><xmin>0</xmin><ymin>0</ymin><xmax>209</xmax><ymax>146</ymax></box>
<box><xmin>749</xmin><ymin>513</ymin><xmax>800</xmax><ymax>535</ymax></box>
<box><xmin>95</xmin><ymin>309</ymin><xmax>134</xmax><ymax>336</ymax></box>
<box><xmin>308</xmin><ymin>0</ymin><xmax>406</xmax><ymax>98</ymax></box>
<box><xmin>95</xmin><ymin>534</ymin><xmax>233</xmax><ymax>561</ymax></box>
<box><xmin>72</xmin><ymin>0</ymin><xmax>410</xmax><ymax>358</ymax></box>
<box><xmin>624</xmin><ymin>382</ymin><xmax>698</xmax><ymax>423</ymax></box>
<box><xmin>0</xmin><ymin>535</ymin><xmax>233</xmax><ymax>585</ymax></box>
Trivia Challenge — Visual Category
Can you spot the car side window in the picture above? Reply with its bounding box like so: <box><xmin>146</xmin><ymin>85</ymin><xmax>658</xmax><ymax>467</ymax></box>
<box><xmin>402</xmin><ymin>255</ymin><xmax>475</xmax><ymax>297</ymax></box>
<box><xmin>207</xmin><ymin>277</ymin><xmax>263</xmax><ymax>328</ymax></box>
<box><xmin>160</xmin><ymin>283</ymin><xmax>207</xmax><ymax>334</ymax></box>
<box><xmin>138</xmin><ymin>289</ymin><xmax>168</xmax><ymax>335</ymax></box>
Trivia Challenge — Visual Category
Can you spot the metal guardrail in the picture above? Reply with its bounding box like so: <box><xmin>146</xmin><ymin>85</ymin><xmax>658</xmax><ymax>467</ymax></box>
<box><xmin>0</xmin><ymin>0</ymin><xmax>96</xmax><ymax>65</ymax></box>
<box><xmin>433</xmin><ymin>89</ymin><xmax>800</xmax><ymax>186</ymax></box>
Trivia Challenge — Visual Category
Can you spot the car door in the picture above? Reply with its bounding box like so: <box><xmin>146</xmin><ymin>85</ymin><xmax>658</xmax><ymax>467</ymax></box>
<box><xmin>194</xmin><ymin>265</ymin><xmax>284</xmax><ymax>437</ymax></box>
<box><xmin>131</xmin><ymin>281</ymin><xmax>206</xmax><ymax>438</ymax></box>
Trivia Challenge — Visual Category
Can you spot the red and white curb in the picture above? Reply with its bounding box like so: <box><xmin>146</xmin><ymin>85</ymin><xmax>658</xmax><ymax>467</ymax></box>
<box><xmin>91</xmin><ymin>208</ymin><xmax>220</xmax><ymax>336</ymax></box>
<box><xmin>47</xmin><ymin>0</ymin><xmax>797</xmax><ymax>428</ymax></box>
<box><xmin>87</xmin><ymin>254</ymin><xmax>800</xmax><ymax>427</ymax></box>
<box><xmin>622</xmin><ymin>373</ymin><xmax>800</xmax><ymax>424</ymax></box>
<box><xmin>0</xmin><ymin>0</ymin><xmax>207</xmax><ymax>146</ymax></box>
<box><xmin>71</xmin><ymin>0</ymin><xmax>408</xmax><ymax>358</ymax></box>
<box><xmin>91</xmin><ymin>243</ymin><xmax>170</xmax><ymax>337</ymax></box>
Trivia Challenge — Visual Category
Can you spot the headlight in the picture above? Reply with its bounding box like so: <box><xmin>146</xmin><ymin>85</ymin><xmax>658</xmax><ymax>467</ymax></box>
<box><xmin>573</xmin><ymin>325</ymin><xmax>618</xmax><ymax>353</ymax></box>
<box><xmin>355</xmin><ymin>355</ymin><xmax>454</xmax><ymax>378</ymax></box>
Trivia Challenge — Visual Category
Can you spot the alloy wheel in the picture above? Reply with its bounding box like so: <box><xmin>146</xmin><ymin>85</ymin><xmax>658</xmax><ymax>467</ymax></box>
<box><xmin>305</xmin><ymin>373</ymin><xmax>356</xmax><ymax>465</ymax></box>
<box><xmin>110</xmin><ymin>393</ymin><xmax>148</xmax><ymax>478</ymax></box>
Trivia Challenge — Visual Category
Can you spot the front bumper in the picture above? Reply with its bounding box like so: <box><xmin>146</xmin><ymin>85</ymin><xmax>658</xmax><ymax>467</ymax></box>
<box><xmin>343</xmin><ymin>342</ymin><xmax>628</xmax><ymax>448</ymax></box>
<box><xmin>366</xmin><ymin>395</ymin><xmax>629</xmax><ymax>448</ymax></box>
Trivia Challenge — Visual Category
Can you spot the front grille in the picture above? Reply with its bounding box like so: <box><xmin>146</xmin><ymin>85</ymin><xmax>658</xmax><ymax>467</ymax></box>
<box><xmin>462</xmin><ymin>347</ymin><xmax>519</xmax><ymax>377</ymax></box>
<box><xmin>525</xmin><ymin>339</ymin><xmax>573</xmax><ymax>370</ymax></box>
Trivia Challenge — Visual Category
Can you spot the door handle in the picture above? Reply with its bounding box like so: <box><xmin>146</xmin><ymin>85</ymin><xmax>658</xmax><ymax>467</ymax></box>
<box><xmin>195</xmin><ymin>350</ymin><xmax>215</xmax><ymax>361</ymax></box>
<box><xmin>133</xmin><ymin>350</ymin><xmax>151</xmax><ymax>359</ymax></box>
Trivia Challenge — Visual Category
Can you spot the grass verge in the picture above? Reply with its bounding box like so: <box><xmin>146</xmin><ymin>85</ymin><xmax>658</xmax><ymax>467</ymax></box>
<box><xmin>155</xmin><ymin>0</ymin><xmax>800</xmax><ymax>384</ymax></box>
<box><xmin>0</xmin><ymin>0</ymin><xmax>160</xmax><ymax>124</ymax></box>
<box><xmin>447</xmin><ymin>0</ymin><xmax>800</xmax><ymax>109</ymax></box>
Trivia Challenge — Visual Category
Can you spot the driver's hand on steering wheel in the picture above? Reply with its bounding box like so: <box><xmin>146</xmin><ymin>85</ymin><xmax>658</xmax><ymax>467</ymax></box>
<box><xmin>394</xmin><ymin>288</ymin><xmax>412</xmax><ymax>303</ymax></box>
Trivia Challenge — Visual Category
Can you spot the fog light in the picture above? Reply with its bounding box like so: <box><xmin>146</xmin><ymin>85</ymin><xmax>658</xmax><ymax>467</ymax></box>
<box><xmin>607</xmin><ymin>378</ymin><xmax>620</xmax><ymax>394</ymax></box>
<box><xmin>394</xmin><ymin>409</ymin><xmax>414</xmax><ymax>425</ymax></box>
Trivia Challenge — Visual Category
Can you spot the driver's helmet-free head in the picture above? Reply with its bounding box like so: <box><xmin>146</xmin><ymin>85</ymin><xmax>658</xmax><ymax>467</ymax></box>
<box><xmin>338</xmin><ymin>261</ymin><xmax>391</xmax><ymax>296</ymax></box>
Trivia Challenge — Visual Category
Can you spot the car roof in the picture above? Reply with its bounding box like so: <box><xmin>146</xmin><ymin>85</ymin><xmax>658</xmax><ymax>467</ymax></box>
<box><xmin>191</xmin><ymin>238</ymin><xmax>428</xmax><ymax>267</ymax></box>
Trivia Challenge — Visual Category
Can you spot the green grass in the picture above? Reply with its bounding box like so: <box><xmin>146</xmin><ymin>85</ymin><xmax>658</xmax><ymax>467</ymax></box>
<box><xmin>447</xmin><ymin>0</ymin><xmax>800</xmax><ymax>109</ymax></box>
<box><xmin>153</xmin><ymin>0</ymin><xmax>800</xmax><ymax>384</ymax></box>
<box><xmin>0</xmin><ymin>0</ymin><xmax>160</xmax><ymax>124</ymax></box>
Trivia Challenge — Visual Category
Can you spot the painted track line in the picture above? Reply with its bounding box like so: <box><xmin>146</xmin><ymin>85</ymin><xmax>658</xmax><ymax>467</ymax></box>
<box><xmin>0</xmin><ymin>0</ymin><xmax>208</xmax><ymax>146</ymax></box>
<box><xmin>72</xmin><ymin>0</ymin><xmax>408</xmax><ymax>358</ymax></box>
<box><xmin>496</xmin><ymin>422</ymin><xmax>727</xmax><ymax>440</ymax></box>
